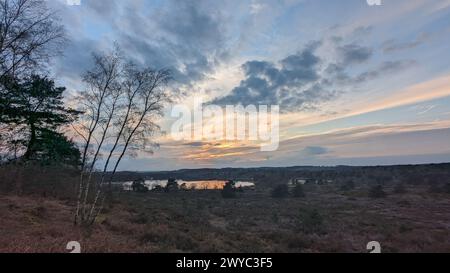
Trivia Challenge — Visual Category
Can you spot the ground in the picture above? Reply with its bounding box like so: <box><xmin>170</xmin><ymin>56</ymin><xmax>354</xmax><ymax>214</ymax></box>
<box><xmin>1</xmin><ymin>184</ymin><xmax>449</xmax><ymax>253</ymax></box>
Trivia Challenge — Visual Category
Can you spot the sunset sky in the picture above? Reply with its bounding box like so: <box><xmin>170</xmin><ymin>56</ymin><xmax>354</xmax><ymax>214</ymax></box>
<box><xmin>50</xmin><ymin>0</ymin><xmax>450</xmax><ymax>171</ymax></box>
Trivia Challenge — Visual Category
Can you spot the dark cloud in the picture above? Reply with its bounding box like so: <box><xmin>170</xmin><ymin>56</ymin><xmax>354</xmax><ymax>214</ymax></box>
<box><xmin>324</xmin><ymin>59</ymin><xmax>417</xmax><ymax>86</ymax></box>
<box><xmin>382</xmin><ymin>33</ymin><xmax>429</xmax><ymax>53</ymax></box>
<box><xmin>211</xmin><ymin>40</ymin><xmax>374</xmax><ymax>112</ymax></box>
<box><xmin>53</xmin><ymin>0</ymin><xmax>230</xmax><ymax>89</ymax></box>
<box><xmin>211</xmin><ymin>32</ymin><xmax>416</xmax><ymax>113</ymax></box>
<box><xmin>301</xmin><ymin>146</ymin><xmax>330</xmax><ymax>156</ymax></box>
<box><xmin>53</xmin><ymin>38</ymin><xmax>98</xmax><ymax>81</ymax></box>
<box><xmin>183</xmin><ymin>142</ymin><xmax>204</xmax><ymax>147</ymax></box>
<box><xmin>211</xmin><ymin>41</ymin><xmax>332</xmax><ymax>111</ymax></box>
<box><xmin>354</xmin><ymin>60</ymin><xmax>417</xmax><ymax>83</ymax></box>
<box><xmin>337</xmin><ymin>43</ymin><xmax>373</xmax><ymax>65</ymax></box>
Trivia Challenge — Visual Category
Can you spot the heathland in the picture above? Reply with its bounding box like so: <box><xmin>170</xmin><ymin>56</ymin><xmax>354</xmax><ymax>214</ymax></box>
<box><xmin>1</xmin><ymin>164</ymin><xmax>449</xmax><ymax>253</ymax></box>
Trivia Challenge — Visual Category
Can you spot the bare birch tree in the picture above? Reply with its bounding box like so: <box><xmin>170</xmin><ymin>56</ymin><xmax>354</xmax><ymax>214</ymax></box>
<box><xmin>74</xmin><ymin>48</ymin><xmax>171</xmax><ymax>225</ymax></box>
<box><xmin>74</xmin><ymin>48</ymin><xmax>122</xmax><ymax>225</ymax></box>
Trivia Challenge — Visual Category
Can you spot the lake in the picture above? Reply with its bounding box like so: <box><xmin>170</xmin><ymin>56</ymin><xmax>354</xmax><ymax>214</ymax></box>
<box><xmin>122</xmin><ymin>180</ymin><xmax>255</xmax><ymax>191</ymax></box>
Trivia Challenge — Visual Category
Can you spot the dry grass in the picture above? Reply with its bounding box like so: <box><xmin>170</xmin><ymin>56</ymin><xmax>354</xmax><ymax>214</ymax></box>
<box><xmin>1</xmin><ymin>164</ymin><xmax>449</xmax><ymax>253</ymax></box>
<box><xmin>0</xmin><ymin>185</ymin><xmax>449</xmax><ymax>253</ymax></box>
<box><xmin>0</xmin><ymin>164</ymin><xmax>79</xmax><ymax>200</ymax></box>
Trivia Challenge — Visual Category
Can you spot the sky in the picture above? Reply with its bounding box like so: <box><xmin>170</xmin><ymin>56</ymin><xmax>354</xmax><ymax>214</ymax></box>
<box><xmin>49</xmin><ymin>0</ymin><xmax>450</xmax><ymax>171</ymax></box>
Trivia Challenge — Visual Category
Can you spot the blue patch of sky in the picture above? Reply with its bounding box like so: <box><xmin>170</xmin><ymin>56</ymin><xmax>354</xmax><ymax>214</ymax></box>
<box><xmin>81</xmin><ymin>19</ymin><xmax>112</xmax><ymax>39</ymax></box>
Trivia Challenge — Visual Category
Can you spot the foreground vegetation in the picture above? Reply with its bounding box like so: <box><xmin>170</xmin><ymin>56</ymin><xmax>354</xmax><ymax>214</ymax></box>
<box><xmin>1</xmin><ymin>164</ymin><xmax>449</xmax><ymax>253</ymax></box>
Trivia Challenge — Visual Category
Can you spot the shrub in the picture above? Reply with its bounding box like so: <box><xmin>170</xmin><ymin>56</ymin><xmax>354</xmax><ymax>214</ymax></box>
<box><xmin>292</xmin><ymin>184</ymin><xmax>305</xmax><ymax>198</ymax></box>
<box><xmin>165</xmin><ymin>178</ymin><xmax>178</xmax><ymax>192</ymax></box>
<box><xmin>152</xmin><ymin>185</ymin><xmax>164</xmax><ymax>192</ymax></box>
<box><xmin>132</xmin><ymin>179</ymin><xmax>148</xmax><ymax>193</ymax></box>
<box><xmin>221</xmin><ymin>180</ymin><xmax>236</xmax><ymax>198</ymax></box>
<box><xmin>271</xmin><ymin>184</ymin><xmax>289</xmax><ymax>198</ymax></box>
<box><xmin>298</xmin><ymin>208</ymin><xmax>324</xmax><ymax>234</ymax></box>
<box><xmin>369</xmin><ymin>185</ymin><xmax>386</xmax><ymax>198</ymax></box>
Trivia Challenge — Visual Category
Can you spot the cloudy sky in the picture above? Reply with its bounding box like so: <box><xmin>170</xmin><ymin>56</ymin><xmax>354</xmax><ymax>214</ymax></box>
<box><xmin>50</xmin><ymin>0</ymin><xmax>450</xmax><ymax>171</ymax></box>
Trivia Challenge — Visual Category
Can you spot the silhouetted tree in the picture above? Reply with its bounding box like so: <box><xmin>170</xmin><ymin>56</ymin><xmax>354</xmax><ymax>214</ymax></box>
<box><xmin>0</xmin><ymin>0</ymin><xmax>65</xmax><ymax>78</ymax></box>
<box><xmin>74</xmin><ymin>47</ymin><xmax>122</xmax><ymax>224</ymax></box>
<box><xmin>74</xmin><ymin>47</ymin><xmax>172</xmax><ymax>225</ymax></box>
<box><xmin>1</xmin><ymin>0</ymin><xmax>66</xmax><ymax>153</ymax></box>
<box><xmin>132</xmin><ymin>179</ymin><xmax>148</xmax><ymax>193</ymax></box>
<box><xmin>165</xmin><ymin>178</ymin><xmax>178</xmax><ymax>192</ymax></box>
<box><xmin>151</xmin><ymin>185</ymin><xmax>164</xmax><ymax>192</ymax></box>
<box><xmin>0</xmin><ymin>75</ymin><xmax>79</xmax><ymax>161</ymax></box>
<box><xmin>271</xmin><ymin>184</ymin><xmax>289</xmax><ymax>198</ymax></box>
<box><xmin>29</xmin><ymin>129</ymin><xmax>80</xmax><ymax>166</ymax></box>
<box><xmin>221</xmin><ymin>180</ymin><xmax>236</xmax><ymax>198</ymax></box>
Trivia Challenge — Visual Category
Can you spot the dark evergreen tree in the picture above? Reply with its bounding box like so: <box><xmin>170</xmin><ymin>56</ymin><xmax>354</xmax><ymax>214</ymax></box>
<box><xmin>165</xmin><ymin>178</ymin><xmax>179</xmax><ymax>192</ymax></box>
<box><xmin>1</xmin><ymin>75</ymin><xmax>79</xmax><ymax>163</ymax></box>
<box><xmin>221</xmin><ymin>180</ymin><xmax>236</xmax><ymax>198</ymax></box>
<box><xmin>29</xmin><ymin>129</ymin><xmax>80</xmax><ymax>166</ymax></box>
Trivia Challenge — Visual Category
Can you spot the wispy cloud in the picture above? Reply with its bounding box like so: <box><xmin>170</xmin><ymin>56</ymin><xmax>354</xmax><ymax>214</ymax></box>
<box><xmin>382</xmin><ymin>33</ymin><xmax>430</xmax><ymax>53</ymax></box>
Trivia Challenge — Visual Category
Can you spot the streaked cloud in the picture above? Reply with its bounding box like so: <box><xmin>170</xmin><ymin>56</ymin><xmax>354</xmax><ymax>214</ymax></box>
<box><xmin>382</xmin><ymin>32</ymin><xmax>430</xmax><ymax>53</ymax></box>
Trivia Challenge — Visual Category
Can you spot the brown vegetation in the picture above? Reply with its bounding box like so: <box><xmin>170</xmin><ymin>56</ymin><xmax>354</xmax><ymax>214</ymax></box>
<box><xmin>1</xmin><ymin>164</ymin><xmax>449</xmax><ymax>253</ymax></box>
